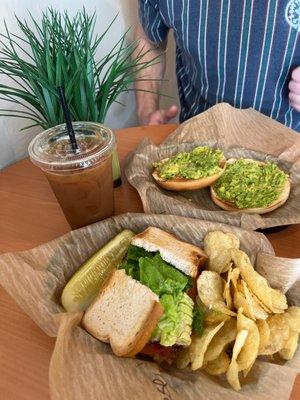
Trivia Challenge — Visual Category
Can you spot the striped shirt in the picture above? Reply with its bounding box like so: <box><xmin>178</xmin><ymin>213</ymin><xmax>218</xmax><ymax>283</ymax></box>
<box><xmin>138</xmin><ymin>0</ymin><xmax>300</xmax><ymax>131</ymax></box>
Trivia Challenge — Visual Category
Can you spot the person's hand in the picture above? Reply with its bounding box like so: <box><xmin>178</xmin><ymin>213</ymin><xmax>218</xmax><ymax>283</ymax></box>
<box><xmin>289</xmin><ymin>66</ymin><xmax>300</xmax><ymax>112</ymax></box>
<box><xmin>139</xmin><ymin>105</ymin><xmax>178</xmax><ymax>125</ymax></box>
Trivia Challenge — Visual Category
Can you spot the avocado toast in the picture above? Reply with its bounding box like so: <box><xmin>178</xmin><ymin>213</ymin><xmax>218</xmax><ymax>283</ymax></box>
<box><xmin>211</xmin><ymin>158</ymin><xmax>290</xmax><ymax>214</ymax></box>
<box><xmin>152</xmin><ymin>146</ymin><xmax>226</xmax><ymax>191</ymax></box>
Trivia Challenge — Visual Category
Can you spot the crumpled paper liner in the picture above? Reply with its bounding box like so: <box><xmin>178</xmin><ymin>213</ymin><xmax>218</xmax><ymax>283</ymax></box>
<box><xmin>125</xmin><ymin>103</ymin><xmax>300</xmax><ymax>230</ymax></box>
<box><xmin>0</xmin><ymin>213</ymin><xmax>299</xmax><ymax>400</ymax></box>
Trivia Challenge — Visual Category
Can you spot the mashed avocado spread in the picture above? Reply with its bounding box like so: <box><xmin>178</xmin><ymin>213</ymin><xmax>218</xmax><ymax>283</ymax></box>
<box><xmin>154</xmin><ymin>146</ymin><xmax>224</xmax><ymax>180</ymax></box>
<box><xmin>213</xmin><ymin>159</ymin><xmax>288</xmax><ymax>209</ymax></box>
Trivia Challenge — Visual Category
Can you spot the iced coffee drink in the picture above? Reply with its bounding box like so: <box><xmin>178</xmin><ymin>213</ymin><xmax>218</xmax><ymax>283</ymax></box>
<box><xmin>28</xmin><ymin>122</ymin><xmax>115</xmax><ymax>229</ymax></box>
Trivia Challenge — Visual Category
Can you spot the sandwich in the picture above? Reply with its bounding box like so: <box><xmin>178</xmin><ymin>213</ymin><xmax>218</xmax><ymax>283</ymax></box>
<box><xmin>82</xmin><ymin>227</ymin><xmax>207</xmax><ymax>362</ymax></box>
<box><xmin>152</xmin><ymin>146</ymin><xmax>226</xmax><ymax>191</ymax></box>
<box><xmin>211</xmin><ymin>158</ymin><xmax>290</xmax><ymax>214</ymax></box>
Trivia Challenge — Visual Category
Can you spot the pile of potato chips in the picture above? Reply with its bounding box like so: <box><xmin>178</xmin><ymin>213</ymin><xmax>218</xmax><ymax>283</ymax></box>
<box><xmin>176</xmin><ymin>231</ymin><xmax>300</xmax><ymax>391</ymax></box>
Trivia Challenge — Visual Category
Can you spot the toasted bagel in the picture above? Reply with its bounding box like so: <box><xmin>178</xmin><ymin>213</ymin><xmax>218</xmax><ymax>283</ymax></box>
<box><xmin>210</xmin><ymin>158</ymin><xmax>291</xmax><ymax>214</ymax></box>
<box><xmin>152</xmin><ymin>157</ymin><xmax>226</xmax><ymax>192</ymax></box>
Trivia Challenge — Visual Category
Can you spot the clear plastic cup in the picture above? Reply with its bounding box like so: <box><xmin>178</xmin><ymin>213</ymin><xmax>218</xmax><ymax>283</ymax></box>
<box><xmin>28</xmin><ymin>122</ymin><xmax>115</xmax><ymax>229</ymax></box>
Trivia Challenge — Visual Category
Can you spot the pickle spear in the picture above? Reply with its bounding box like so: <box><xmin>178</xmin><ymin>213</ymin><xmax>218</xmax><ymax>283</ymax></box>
<box><xmin>61</xmin><ymin>229</ymin><xmax>135</xmax><ymax>312</ymax></box>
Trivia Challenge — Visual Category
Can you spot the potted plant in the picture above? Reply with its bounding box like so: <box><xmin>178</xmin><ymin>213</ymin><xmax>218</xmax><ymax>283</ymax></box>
<box><xmin>0</xmin><ymin>8</ymin><xmax>157</xmax><ymax>185</ymax></box>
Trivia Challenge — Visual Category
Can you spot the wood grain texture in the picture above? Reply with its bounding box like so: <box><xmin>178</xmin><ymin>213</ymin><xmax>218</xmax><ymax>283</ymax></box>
<box><xmin>0</xmin><ymin>123</ymin><xmax>299</xmax><ymax>400</ymax></box>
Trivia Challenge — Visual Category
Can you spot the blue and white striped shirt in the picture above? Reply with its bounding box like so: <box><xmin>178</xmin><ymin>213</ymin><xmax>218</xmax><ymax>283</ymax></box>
<box><xmin>138</xmin><ymin>0</ymin><xmax>300</xmax><ymax>131</ymax></box>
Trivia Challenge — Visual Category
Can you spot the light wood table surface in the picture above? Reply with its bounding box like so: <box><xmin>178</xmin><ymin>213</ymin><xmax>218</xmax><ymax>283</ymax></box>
<box><xmin>0</xmin><ymin>124</ymin><xmax>299</xmax><ymax>400</ymax></box>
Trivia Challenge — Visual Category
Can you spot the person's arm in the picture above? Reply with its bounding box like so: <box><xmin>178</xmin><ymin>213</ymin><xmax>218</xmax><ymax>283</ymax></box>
<box><xmin>134</xmin><ymin>15</ymin><xmax>178</xmax><ymax>125</ymax></box>
<box><xmin>134</xmin><ymin>22</ymin><xmax>177</xmax><ymax>125</ymax></box>
<box><xmin>289</xmin><ymin>66</ymin><xmax>300</xmax><ymax>112</ymax></box>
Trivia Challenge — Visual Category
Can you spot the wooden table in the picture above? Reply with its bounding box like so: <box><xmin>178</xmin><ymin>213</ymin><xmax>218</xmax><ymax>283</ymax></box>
<box><xmin>0</xmin><ymin>124</ymin><xmax>299</xmax><ymax>400</ymax></box>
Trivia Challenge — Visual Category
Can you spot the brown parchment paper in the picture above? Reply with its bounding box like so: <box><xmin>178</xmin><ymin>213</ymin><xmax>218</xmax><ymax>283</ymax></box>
<box><xmin>0</xmin><ymin>213</ymin><xmax>299</xmax><ymax>400</ymax></box>
<box><xmin>126</xmin><ymin>103</ymin><xmax>300</xmax><ymax>230</ymax></box>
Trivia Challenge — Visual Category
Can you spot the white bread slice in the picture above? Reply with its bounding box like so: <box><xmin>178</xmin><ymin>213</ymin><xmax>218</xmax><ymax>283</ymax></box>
<box><xmin>152</xmin><ymin>157</ymin><xmax>226</xmax><ymax>192</ymax></box>
<box><xmin>211</xmin><ymin>158</ymin><xmax>291</xmax><ymax>214</ymax></box>
<box><xmin>131</xmin><ymin>227</ymin><xmax>207</xmax><ymax>278</ymax></box>
<box><xmin>82</xmin><ymin>269</ymin><xmax>163</xmax><ymax>357</ymax></box>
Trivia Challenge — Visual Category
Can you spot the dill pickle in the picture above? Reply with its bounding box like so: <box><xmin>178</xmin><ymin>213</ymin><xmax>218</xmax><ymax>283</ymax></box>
<box><xmin>61</xmin><ymin>229</ymin><xmax>135</xmax><ymax>312</ymax></box>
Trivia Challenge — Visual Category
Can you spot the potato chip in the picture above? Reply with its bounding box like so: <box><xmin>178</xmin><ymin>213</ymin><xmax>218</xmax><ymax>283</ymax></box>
<box><xmin>252</xmin><ymin>293</ymin><xmax>273</xmax><ymax>314</ymax></box>
<box><xmin>233</xmin><ymin>291</ymin><xmax>255</xmax><ymax>320</ymax></box>
<box><xmin>240</xmin><ymin>280</ymin><xmax>269</xmax><ymax>320</ymax></box>
<box><xmin>279</xmin><ymin>330</ymin><xmax>299</xmax><ymax>360</ymax></box>
<box><xmin>205</xmin><ymin>309</ymin><xmax>231</xmax><ymax>324</ymax></box>
<box><xmin>226</xmin><ymin>329</ymin><xmax>248</xmax><ymax>391</ymax></box>
<box><xmin>215</xmin><ymin>307</ymin><xmax>237</xmax><ymax>317</ymax></box>
<box><xmin>176</xmin><ymin>346</ymin><xmax>191</xmax><ymax>369</ymax></box>
<box><xmin>231</xmin><ymin>250</ymin><xmax>287</xmax><ymax>313</ymax></box>
<box><xmin>197</xmin><ymin>270</ymin><xmax>225</xmax><ymax>304</ymax></box>
<box><xmin>209</xmin><ymin>251</ymin><xmax>233</xmax><ymax>274</ymax></box>
<box><xmin>190</xmin><ymin>322</ymin><xmax>225</xmax><ymax>370</ymax></box>
<box><xmin>236</xmin><ymin>309</ymin><xmax>260</xmax><ymax>376</ymax></box>
<box><xmin>286</xmin><ymin>306</ymin><xmax>300</xmax><ymax>332</ymax></box>
<box><xmin>205</xmin><ymin>351</ymin><xmax>230</xmax><ymax>375</ymax></box>
<box><xmin>233</xmin><ymin>292</ymin><xmax>255</xmax><ymax>320</ymax></box>
<box><xmin>223</xmin><ymin>266</ymin><xmax>233</xmax><ymax>309</ymax></box>
<box><xmin>259</xmin><ymin>314</ymin><xmax>290</xmax><ymax>355</ymax></box>
<box><xmin>204</xmin><ymin>231</ymin><xmax>239</xmax><ymax>274</ymax></box>
<box><xmin>230</xmin><ymin>267</ymin><xmax>240</xmax><ymax>291</ymax></box>
<box><xmin>197</xmin><ymin>271</ymin><xmax>236</xmax><ymax>316</ymax></box>
<box><xmin>204</xmin><ymin>318</ymin><xmax>237</xmax><ymax>362</ymax></box>
<box><xmin>270</xmin><ymin>290</ymin><xmax>288</xmax><ymax>313</ymax></box>
<box><xmin>196</xmin><ymin>297</ymin><xmax>233</xmax><ymax>324</ymax></box>
<box><xmin>251</xmin><ymin>297</ymin><xmax>270</xmax><ymax>320</ymax></box>
<box><xmin>256</xmin><ymin>319</ymin><xmax>270</xmax><ymax>352</ymax></box>
<box><xmin>177</xmin><ymin>231</ymin><xmax>298</xmax><ymax>392</ymax></box>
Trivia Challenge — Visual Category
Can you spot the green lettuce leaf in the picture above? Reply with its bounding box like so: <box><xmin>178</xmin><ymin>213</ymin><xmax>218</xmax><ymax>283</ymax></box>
<box><xmin>119</xmin><ymin>245</ymin><xmax>195</xmax><ymax>347</ymax></box>
<box><xmin>151</xmin><ymin>292</ymin><xmax>194</xmax><ymax>347</ymax></box>
<box><xmin>126</xmin><ymin>244</ymin><xmax>154</xmax><ymax>262</ymax></box>
<box><xmin>119</xmin><ymin>245</ymin><xmax>155</xmax><ymax>280</ymax></box>
<box><xmin>139</xmin><ymin>253</ymin><xmax>190</xmax><ymax>296</ymax></box>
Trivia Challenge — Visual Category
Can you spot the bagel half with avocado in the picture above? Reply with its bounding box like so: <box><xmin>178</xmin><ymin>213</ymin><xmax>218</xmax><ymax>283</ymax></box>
<box><xmin>152</xmin><ymin>146</ymin><xmax>226</xmax><ymax>191</ymax></box>
<box><xmin>211</xmin><ymin>158</ymin><xmax>290</xmax><ymax>214</ymax></box>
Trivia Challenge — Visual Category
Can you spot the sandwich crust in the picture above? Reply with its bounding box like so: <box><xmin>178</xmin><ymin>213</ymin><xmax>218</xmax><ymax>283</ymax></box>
<box><xmin>125</xmin><ymin>301</ymin><xmax>164</xmax><ymax>357</ymax></box>
<box><xmin>82</xmin><ymin>270</ymin><xmax>163</xmax><ymax>357</ymax></box>
<box><xmin>131</xmin><ymin>227</ymin><xmax>207</xmax><ymax>278</ymax></box>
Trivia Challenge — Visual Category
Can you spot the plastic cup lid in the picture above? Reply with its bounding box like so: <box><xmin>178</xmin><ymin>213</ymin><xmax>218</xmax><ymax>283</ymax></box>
<box><xmin>28</xmin><ymin>121</ymin><xmax>115</xmax><ymax>171</ymax></box>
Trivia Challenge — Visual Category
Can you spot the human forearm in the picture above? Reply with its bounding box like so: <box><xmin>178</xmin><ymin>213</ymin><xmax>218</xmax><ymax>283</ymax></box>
<box><xmin>134</xmin><ymin>22</ymin><xmax>166</xmax><ymax>122</ymax></box>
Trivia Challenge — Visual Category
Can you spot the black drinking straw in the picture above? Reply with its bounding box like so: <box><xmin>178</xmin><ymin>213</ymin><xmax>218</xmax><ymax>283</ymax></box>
<box><xmin>57</xmin><ymin>86</ymin><xmax>78</xmax><ymax>151</ymax></box>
